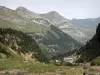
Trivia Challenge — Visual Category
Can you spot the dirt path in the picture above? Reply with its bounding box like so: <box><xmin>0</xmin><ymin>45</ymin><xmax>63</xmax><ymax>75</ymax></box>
<box><xmin>83</xmin><ymin>66</ymin><xmax>100</xmax><ymax>75</ymax></box>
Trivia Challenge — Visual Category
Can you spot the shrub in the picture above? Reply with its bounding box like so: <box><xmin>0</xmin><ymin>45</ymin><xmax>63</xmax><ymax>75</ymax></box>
<box><xmin>91</xmin><ymin>56</ymin><xmax>100</xmax><ymax>66</ymax></box>
<box><xmin>63</xmin><ymin>62</ymin><xmax>73</xmax><ymax>66</ymax></box>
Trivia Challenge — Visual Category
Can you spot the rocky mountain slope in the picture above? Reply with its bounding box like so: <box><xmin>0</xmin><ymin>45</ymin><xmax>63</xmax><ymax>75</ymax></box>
<box><xmin>16</xmin><ymin>6</ymin><xmax>52</xmax><ymax>27</ymax></box>
<box><xmin>40</xmin><ymin>11</ymin><xmax>95</xmax><ymax>43</ymax></box>
<box><xmin>40</xmin><ymin>11</ymin><xmax>67</xmax><ymax>24</ymax></box>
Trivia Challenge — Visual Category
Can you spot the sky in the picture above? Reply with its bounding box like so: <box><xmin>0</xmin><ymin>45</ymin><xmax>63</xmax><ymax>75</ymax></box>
<box><xmin>0</xmin><ymin>0</ymin><xmax>100</xmax><ymax>19</ymax></box>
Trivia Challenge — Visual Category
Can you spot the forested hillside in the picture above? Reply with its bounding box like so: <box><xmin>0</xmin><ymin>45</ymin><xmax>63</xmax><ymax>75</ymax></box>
<box><xmin>0</xmin><ymin>28</ymin><xmax>41</xmax><ymax>61</ymax></box>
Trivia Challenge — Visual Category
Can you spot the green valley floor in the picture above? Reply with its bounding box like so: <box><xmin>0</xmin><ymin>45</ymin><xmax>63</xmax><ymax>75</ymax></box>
<box><xmin>0</xmin><ymin>59</ymin><xmax>84</xmax><ymax>75</ymax></box>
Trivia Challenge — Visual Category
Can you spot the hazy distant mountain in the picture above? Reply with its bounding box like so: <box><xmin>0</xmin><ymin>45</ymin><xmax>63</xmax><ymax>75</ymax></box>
<box><xmin>72</xmin><ymin>18</ymin><xmax>100</xmax><ymax>29</ymax></box>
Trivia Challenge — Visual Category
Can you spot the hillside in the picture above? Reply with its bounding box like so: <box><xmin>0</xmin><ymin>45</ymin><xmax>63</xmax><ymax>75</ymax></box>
<box><xmin>29</xmin><ymin>25</ymin><xmax>82</xmax><ymax>60</ymax></box>
<box><xmin>77</xmin><ymin>23</ymin><xmax>100</xmax><ymax>64</ymax></box>
<box><xmin>0</xmin><ymin>28</ymin><xmax>41</xmax><ymax>61</ymax></box>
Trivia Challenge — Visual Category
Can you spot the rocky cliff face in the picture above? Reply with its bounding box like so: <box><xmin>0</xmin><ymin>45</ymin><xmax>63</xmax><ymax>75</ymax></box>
<box><xmin>16</xmin><ymin>6</ymin><xmax>52</xmax><ymax>27</ymax></box>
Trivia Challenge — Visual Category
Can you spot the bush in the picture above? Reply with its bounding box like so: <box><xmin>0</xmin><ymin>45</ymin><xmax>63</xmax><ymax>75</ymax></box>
<box><xmin>50</xmin><ymin>60</ymin><xmax>63</xmax><ymax>66</ymax></box>
<box><xmin>63</xmin><ymin>61</ymin><xmax>73</xmax><ymax>66</ymax></box>
<box><xmin>91</xmin><ymin>56</ymin><xmax>100</xmax><ymax>66</ymax></box>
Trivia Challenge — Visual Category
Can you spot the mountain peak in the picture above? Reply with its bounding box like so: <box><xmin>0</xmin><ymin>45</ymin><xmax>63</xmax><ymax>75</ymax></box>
<box><xmin>47</xmin><ymin>11</ymin><xmax>59</xmax><ymax>14</ymax></box>
<box><xmin>46</xmin><ymin>11</ymin><xmax>60</xmax><ymax>16</ymax></box>
<box><xmin>16</xmin><ymin>6</ymin><xmax>28</xmax><ymax>11</ymax></box>
<box><xmin>40</xmin><ymin>11</ymin><xmax>67</xmax><ymax>24</ymax></box>
<box><xmin>16</xmin><ymin>6</ymin><xmax>41</xmax><ymax>18</ymax></box>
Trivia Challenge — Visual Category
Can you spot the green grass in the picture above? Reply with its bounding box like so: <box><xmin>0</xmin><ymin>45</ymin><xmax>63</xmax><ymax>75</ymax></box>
<box><xmin>0</xmin><ymin>59</ymin><xmax>64</xmax><ymax>73</ymax></box>
<box><xmin>0</xmin><ymin>9</ymin><xmax>19</xmax><ymax>17</ymax></box>
<box><xmin>0</xmin><ymin>58</ymin><xmax>84</xmax><ymax>75</ymax></box>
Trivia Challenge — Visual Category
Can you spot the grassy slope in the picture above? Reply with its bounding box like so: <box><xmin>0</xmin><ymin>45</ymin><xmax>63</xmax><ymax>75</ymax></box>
<box><xmin>0</xmin><ymin>8</ymin><xmax>19</xmax><ymax>17</ymax></box>
<box><xmin>0</xmin><ymin>59</ymin><xmax>84</xmax><ymax>75</ymax></box>
<box><xmin>0</xmin><ymin>18</ymin><xmax>48</xmax><ymax>33</ymax></box>
<box><xmin>0</xmin><ymin>7</ymin><xmax>49</xmax><ymax>33</ymax></box>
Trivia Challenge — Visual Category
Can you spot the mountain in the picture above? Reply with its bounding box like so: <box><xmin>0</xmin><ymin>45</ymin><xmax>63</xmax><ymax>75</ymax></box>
<box><xmin>40</xmin><ymin>11</ymin><xmax>67</xmax><ymax>24</ymax></box>
<box><xmin>72</xmin><ymin>18</ymin><xmax>100</xmax><ymax>29</ymax></box>
<box><xmin>77</xmin><ymin>23</ymin><xmax>100</xmax><ymax>64</ymax></box>
<box><xmin>0</xmin><ymin>6</ymin><xmax>49</xmax><ymax>33</ymax></box>
<box><xmin>16</xmin><ymin>6</ymin><xmax>52</xmax><ymax>27</ymax></box>
<box><xmin>71</xmin><ymin>18</ymin><xmax>100</xmax><ymax>43</ymax></box>
<box><xmin>40</xmin><ymin>11</ymin><xmax>95</xmax><ymax>43</ymax></box>
<box><xmin>0</xmin><ymin>6</ymin><xmax>97</xmax><ymax>43</ymax></box>
<box><xmin>0</xmin><ymin>6</ymin><xmax>81</xmax><ymax>61</ymax></box>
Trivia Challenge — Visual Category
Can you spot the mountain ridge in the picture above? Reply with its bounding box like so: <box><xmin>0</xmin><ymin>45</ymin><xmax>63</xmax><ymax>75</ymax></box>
<box><xmin>0</xmin><ymin>6</ymin><xmax>98</xmax><ymax>43</ymax></box>
<box><xmin>0</xmin><ymin>6</ymin><xmax>81</xmax><ymax>60</ymax></box>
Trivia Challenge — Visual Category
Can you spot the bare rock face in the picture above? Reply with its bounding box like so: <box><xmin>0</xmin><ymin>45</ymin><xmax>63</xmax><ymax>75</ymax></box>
<box><xmin>16</xmin><ymin>6</ymin><xmax>41</xmax><ymax>19</ymax></box>
<box><xmin>16</xmin><ymin>6</ymin><xmax>52</xmax><ymax>27</ymax></box>
<box><xmin>0</xmin><ymin>6</ymin><xmax>27</xmax><ymax>25</ymax></box>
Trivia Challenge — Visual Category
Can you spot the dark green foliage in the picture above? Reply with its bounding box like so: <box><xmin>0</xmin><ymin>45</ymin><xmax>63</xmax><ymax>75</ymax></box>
<box><xmin>96</xmin><ymin>23</ymin><xmax>100</xmax><ymax>42</ymax></box>
<box><xmin>0</xmin><ymin>28</ymin><xmax>41</xmax><ymax>59</ymax></box>
<box><xmin>62</xmin><ymin>62</ymin><xmax>73</xmax><ymax>66</ymax></box>
<box><xmin>91</xmin><ymin>56</ymin><xmax>100</xmax><ymax>66</ymax></box>
<box><xmin>77</xmin><ymin>23</ymin><xmax>100</xmax><ymax>62</ymax></box>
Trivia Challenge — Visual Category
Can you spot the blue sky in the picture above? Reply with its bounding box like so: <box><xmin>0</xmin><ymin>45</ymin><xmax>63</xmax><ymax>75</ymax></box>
<box><xmin>0</xmin><ymin>0</ymin><xmax>100</xmax><ymax>19</ymax></box>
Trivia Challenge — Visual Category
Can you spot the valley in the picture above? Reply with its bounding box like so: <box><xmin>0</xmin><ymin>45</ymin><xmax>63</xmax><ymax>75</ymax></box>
<box><xmin>0</xmin><ymin>5</ymin><xmax>100</xmax><ymax>75</ymax></box>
